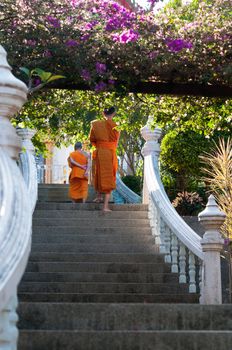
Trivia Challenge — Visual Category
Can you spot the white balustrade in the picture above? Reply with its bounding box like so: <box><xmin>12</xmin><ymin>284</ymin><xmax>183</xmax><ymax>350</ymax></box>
<box><xmin>0</xmin><ymin>45</ymin><xmax>31</xmax><ymax>349</ymax></box>
<box><xmin>141</xmin><ymin>116</ymin><xmax>225</xmax><ymax>304</ymax></box>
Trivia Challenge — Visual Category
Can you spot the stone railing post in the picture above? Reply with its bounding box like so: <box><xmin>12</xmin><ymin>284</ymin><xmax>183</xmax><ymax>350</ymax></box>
<box><xmin>198</xmin><ymin>195</ymin><xmax>225</xmax><ymax>304</ymax></box>
<box><xmin>0</xmin><ymin>45</ymin><xmax>29</xmax><ymax>349</ymax></box>
<box><xmin>16</xmin><ymin>127</ymin><xmax>38</xmax><ymax>210</ymax></box>
<box><xmin>141</xmin><ymin>116</ymin><xmax>162</xmax><ymax>204</ymax></box>
<box><xmin>16</xmin><ymin>127</ymin><xmax>36</xmax><ymax>154</ymax></box>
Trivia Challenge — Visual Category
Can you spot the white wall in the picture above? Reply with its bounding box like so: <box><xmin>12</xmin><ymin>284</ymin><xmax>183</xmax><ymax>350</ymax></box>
<box><xmin>52</xmin><ymin>145</ymin><xmax>73</xmax><ymax>183</ymax></box>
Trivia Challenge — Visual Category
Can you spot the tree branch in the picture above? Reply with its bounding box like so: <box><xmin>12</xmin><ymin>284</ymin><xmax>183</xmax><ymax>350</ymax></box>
<box><xmin>48</xmin><ymin>81</ymin><xmax>232</xmax><ymax>98</ymax></box>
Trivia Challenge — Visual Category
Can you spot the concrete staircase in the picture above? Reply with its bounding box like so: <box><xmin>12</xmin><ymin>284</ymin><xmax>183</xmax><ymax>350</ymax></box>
<box><xmin>17</xmin><ymin>199</ymin><xmax>232</xmax><ymax>349</ymax></box>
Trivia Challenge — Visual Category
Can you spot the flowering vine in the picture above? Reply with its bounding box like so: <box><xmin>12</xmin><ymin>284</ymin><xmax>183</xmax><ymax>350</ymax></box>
<box><xmin>1</xmin><ymin>0</ymin><xmax>231</xmax><ymax>92</ymax></box>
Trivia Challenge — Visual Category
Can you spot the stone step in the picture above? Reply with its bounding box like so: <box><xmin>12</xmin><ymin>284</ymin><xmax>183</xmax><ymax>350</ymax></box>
<box><xmin>26</xmin><ymin>261</ymin><xmax>171</xmax><ymax>273</ymax></box>
<box><xmin>37</xmin><ymin>196</ymin><xmax>98</xmax><ymax>203</ymax></box>
<box><xmin>32</xmin><ymin>226</ymin><xmax>151</xmax><ymax>235</ymax></box>
<box><xmin>35</xmin><ymin>203</ymin><xmax>148</xmax><ymax>211</ymax></box>
<box><xmin>30</xmin><ymin>243</ymin><xmax>158</xmax><ymax>253</ymax></box>
<box><xmin>17</xmin><ymin>303</ymin><xmax>232</xmax><ymax>330</ymax></box>
<box><xmin>33</xmin><ymin>210</ymin><xmax>148</xmax><ymax>219</ymax></box>
<box><xmin>32</xmin><ymin>218</ymin><xmax>150</xmax><ymax>227</ymax></box>
<box><xmin>28</xmin><ymin>253</ymin><xmax>165</xmax><ymax>263</ymax></box>
<box><xmin>18</xmin><ymin>330</ymin><xmax>232</xmax><ymax>350</ymax></box>
<box><xmin>38</xmin><ymin>184</ymin><xmax>69</xmax><ymax>188</ymax></box>
<box><xmin>18</xmin><ymin>282</ymin><xmax>188</xmax><ymax>294</ymax></box>
<box><xmin>32</xmin><ymin>234</ymin><xmax>154</xmax><ymax>245</ymax></box>
<box><xmin>38</xmin><ymin>188</ymin><xmax>96</xmax><ymax>203</ymax></box>
<box><xmin>22</xmin><ymin>272</ymin><xmax>179</xmax><ymax>284</ymax></box>
<box><xmin>18</xmin><ymin>293</ymin><xmax>198</xmax><ymax>303</ymax></box>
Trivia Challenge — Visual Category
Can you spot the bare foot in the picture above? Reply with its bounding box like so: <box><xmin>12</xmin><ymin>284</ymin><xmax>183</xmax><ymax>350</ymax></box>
<box><xmin>93</xmin><ymin>197</ymin><xmax>103</xmax><ymax>203</ymax></box>
<box><xmin>102</xmin><ymin>208</ymin><xmax>112</xmax><ymax>213</ymax></box>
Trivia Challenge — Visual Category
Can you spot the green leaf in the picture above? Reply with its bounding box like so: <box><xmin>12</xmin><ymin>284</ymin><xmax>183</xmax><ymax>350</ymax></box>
<box><xmin>19</xmin><ymin>67</ymin><xmax>30</xmax><ymax>77</ymax></box>
<box><xmin>31</xmin><ymin>68</ymin><xmax>45</xmax><ymax>76</ymax></box>
<box><xmin>46</xmin><ymin>75</ymin><xmax>66</xmax><ymax>83</ymax></box>
<box><xmin>31</xmin><ymin>68</ymin><xmax>52</xmax><ymax>82</ymax></box>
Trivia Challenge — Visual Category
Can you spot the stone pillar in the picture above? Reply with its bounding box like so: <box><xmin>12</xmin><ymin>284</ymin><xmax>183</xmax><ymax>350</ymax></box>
<box><xmin>16</xmin><ymin>127</ymin><xmax>36</xmax><ymax>153</ymax></box>
<box><xmin>0</xmin><ymin>45</ymin><xmax>28</xmax><ymax>350</ymax></box>
<box><xmin>140</xmin><ymin>116</ymin><xmax>162</xmax><ymax>204</ymax></box>
<box><xmin>198</xmin><ymin>195</ymin><xmax>225</xmax><ymax>304</ymax></box>
<box><xmin>16</xmin><ymin>127</ymin><xmax>38</xmax><ymax>210</ymax></box>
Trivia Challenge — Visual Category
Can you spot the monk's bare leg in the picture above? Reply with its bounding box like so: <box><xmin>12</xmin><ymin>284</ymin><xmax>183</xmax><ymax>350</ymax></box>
<box><xmin>103</xmin><ymin>192</ymin><xmax>111</xmax><ymax>212</ymax></box>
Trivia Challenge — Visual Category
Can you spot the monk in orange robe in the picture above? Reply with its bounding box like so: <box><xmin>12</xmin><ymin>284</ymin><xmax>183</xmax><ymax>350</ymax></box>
<box><xmin>89</xmin><ymin>107</ymin><xmax>120</xmax><ymax>211</ymax></box>
<box><xmin>68</xmin><ymin>141</ymin><xmax>90</xmax><ymax>203</ymax></box>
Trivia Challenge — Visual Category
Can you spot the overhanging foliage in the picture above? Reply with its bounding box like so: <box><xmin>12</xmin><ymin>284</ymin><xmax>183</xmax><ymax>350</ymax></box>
<box><xmin>1</xmin><ymin>0</ymin><xmax>232</xmax><ymax>97</ymax></box>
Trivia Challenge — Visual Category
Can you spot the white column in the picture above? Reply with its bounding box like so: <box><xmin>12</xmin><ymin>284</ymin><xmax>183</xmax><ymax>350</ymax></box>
<box><xmin>198</xmin><ymin>195</ymin><xmax>225</xmax><ymax>304</ymax></box>
<box><xmin>140</xmin><ymin>116</ymin><xmax>162</xmax><ymax>204</ymax></box>
<box><xmin>0</xmin><ymin>296</ymin><xmax>18</xmax><ymax>350</ymax></box>
<box><xmin>16</xmin><ymin>128</ymin><xmax>36</xmax><ymax>153</ymax></box>
<box><xmin>171</xmin><ymin>232</ymin><xmax>178</xmax><ymax>273</ymax></box>
<box><xmin>188</xmin><ymin>251</ymin><xmax>196</xmax><ymax>293</ymax></box>
<box><xmin>0</xmin><ymin>45</ymin><xmax>28</xmax><ymax>350</ymax></box>
<box><xmin>179</xmin><ymin>242</ymin><xmax>187</xmax><ymax>283</ymax></box>
<box><xmin>16</xmin><ymin>127</ymin><xmax>38</xmax><ymax>210</ymax></box>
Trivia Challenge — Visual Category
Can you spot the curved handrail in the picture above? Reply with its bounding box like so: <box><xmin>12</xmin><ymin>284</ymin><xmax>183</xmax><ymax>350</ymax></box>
<box><xmin>116</xmin><ymin>173</ymin><xmax>141</xmax><ymax>203</ymax></box>
<box><xmin>145</xmin><ymin>154</ymin><xmax>203</xmax><ymax>260</ymax></box>
<box><xmin>0</xmin><ymin>151</ymin><xmax>32</xmax><ymax>310</ymax></box>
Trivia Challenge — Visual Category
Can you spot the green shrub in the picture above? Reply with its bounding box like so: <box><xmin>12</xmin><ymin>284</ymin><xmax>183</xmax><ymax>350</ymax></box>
<box><xmin>121</xmin><ymin>175</ymin><xmax>142</xmax><ymax>196</ymax></box>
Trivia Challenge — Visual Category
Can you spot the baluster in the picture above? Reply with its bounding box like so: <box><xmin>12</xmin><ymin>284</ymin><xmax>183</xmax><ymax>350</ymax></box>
<box><xmin>154</xmin><ymin>205</ymin><xmax>161</xmax><ymax>246</ymax></box>
<box><xmin>159</xmin><ymin>218</ymin><xmax>166</xmax><ymax>254</ymax></box>
<box><xmin>0</xmin><ymin>295</ymin><xmax>18</xmax><ymax>350</ymax></box>
<box><xmin>148</xmin><ymin>197</ymin><xmax>153</xmax><ymax>221</ymax></box>
<box><xmin>189</xmin><ymin>251</ymin><xmax>196</xmax><ymax>293</ymax></box>
<box><xmin>150</xmin><ymin>203</ymin><xmax>156</xmax><ymax>238</ymax></box>
<box><xmin>149</xmin><ymin>200</ymin><xmax>160</xmax><ymax>245</ymax></box>
<box><xmin>171</xmin><ymin>232</ymin><xmax>178</xmax><ymax>273</ymax></box>
<box><xmin>16</xmin><ymin>127</ymin><xmax>38</xmax><ymax>211</ymax></box>
<box><xmin>164</xmin><ymin>226</ymin><xmax>171</xmax><ymax>263</ymax></box>
<box><xmin>199</xmin><ymin>260</ymin><xmax>203</xmax><ymax>304</ymax></box>
<box><xmin>179</xmin><ymin>242</ymin><xmax>187</xmax><ymax>283</ymax></box>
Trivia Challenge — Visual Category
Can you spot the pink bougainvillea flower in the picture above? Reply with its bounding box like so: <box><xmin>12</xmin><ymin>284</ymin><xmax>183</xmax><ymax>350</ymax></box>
<box><xmin>65</xmin><ymin>39</ymin><xmax>78</xmax><ymax>47</ymax></box>
<box><xmin>24</xmin><ymin>39</ymin><xmax>36</xmax><ymax>46</ymax></box>
<box><xmin>81</xmin><ymin>33</ymin><xmax>91</xmax><ymax>41</ymax></box>
<box><xmin>95</xmin><ymin>81</ymin><xmax>107</xmax><ymax>92</ymax></box>
<box><xmin>96</xmin><ymin>62</ymin><xmax>107</xmax><ymax>74</ymax></box>
<box><xmin>70</xmin><ymin>0</ymin><xmax>78</xmax><ymax>7</ymax></box>
<box><xmin>112</xmin><ymin>29</ymin><xmax>139</xmax><ymax>44</ymax></box>
<box><xmin>148</xmin><ymin>51</ymin><xmax>158</xmax><ymax>59</ymax></box>
<box><xmin>46</xmin><ymin>16</ymin><xmax>60</xmax><ymax>28</ymax></box>
<box><xmin>83</xmin><ymin>21</ymin><xmax>98</xmax><ymax>31</ymax></box>
<box><xmin>81</xmin><ymin>69</ymin><xmax>91</xmax><ymax>81</ymax></box>
<box><xmin>43</xmin><ymin>50</ymin><xmax>52</xmax><ymax>57</ymax></box>
<box><xmin>33</xmin><ymin>77</ymin><xmax>41</xmax><ymax>87</ymax></box>
<box><xmin>167</xmin><ymin>38</ymin><xmax>193</xmax><ymax>52</ymax></box>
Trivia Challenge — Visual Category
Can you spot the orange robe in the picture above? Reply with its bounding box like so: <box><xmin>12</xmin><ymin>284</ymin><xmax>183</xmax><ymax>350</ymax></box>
<box><xmin>89</xmin><ymin>119</ymin><xmax>120</xmax><ymax>193</ymax></box>
<box><xmin>68</xmin><ymin>150</ymin><xmax>88</xmax><ymax>200</ymax></box>
<box><xmin>90</xmin><ymin>149</ymin><xmax>97</xmax><ymax>186</ymax></box>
